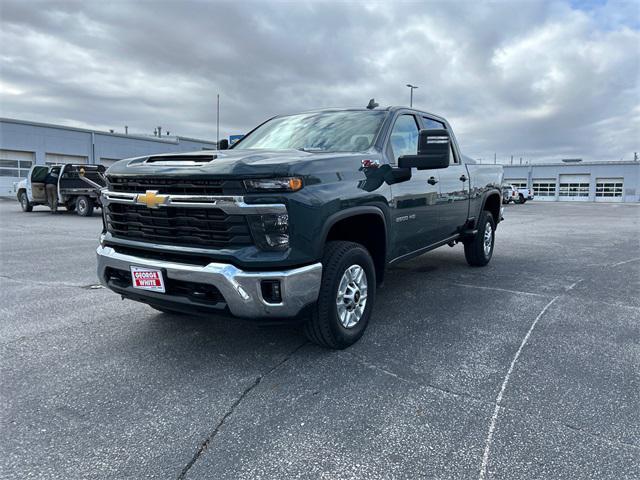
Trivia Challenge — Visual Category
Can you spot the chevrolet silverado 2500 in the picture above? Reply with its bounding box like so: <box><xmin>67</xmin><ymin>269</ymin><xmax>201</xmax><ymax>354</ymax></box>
<box><xmin>97</xmin><ymin>106</ymin><xmax>504</xmax><ymax>349</ymax></box>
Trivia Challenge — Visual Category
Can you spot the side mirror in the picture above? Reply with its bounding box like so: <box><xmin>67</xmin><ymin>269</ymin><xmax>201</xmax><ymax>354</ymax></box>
<box><xmin>398</xmin><ymin>129</ymin><xmax>450</xmax><ymax>170</ymax></box>
<box><xmin>218</xmin><ymin>139</ymin><xmax>229</xmax><ymax>150</ymax></box>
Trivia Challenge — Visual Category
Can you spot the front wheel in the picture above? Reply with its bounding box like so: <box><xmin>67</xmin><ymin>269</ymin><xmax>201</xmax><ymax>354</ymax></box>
<box><xmin>19</xmin><ymin>192</ymin><xmax>33</xmax><ymax>212</ymax></box>
<box><xmin>304</xmin><ymin>241</ymin><xmax>376</xmax><ymax>349</ymax></box>
<box><xmin>464</xmin><ymin>210</ymin><xmax>495</xmax><ymax>267</ymax></box>
<box><xmin>76</xmin><ymin>195</ymin><xmax>94</xmax><ymax>217</ymax></box>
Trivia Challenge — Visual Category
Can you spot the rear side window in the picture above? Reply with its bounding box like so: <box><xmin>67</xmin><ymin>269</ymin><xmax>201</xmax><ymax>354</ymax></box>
<box><xmin>422</xmin><ymin>116</ymin><xmax>458</xmax><ymax>164</ymax></box>
<box><xmin>389</xmin><ymin>115</ymin><xmax>419</xmax><ymax>163</ymax></box>
<box><xmin>422</xmin><ymin>117</ymin><xmax>445</xmax><ymax>130</ymax></box>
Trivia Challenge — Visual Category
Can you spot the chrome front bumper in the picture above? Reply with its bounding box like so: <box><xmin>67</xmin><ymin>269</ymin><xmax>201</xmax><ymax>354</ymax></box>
<box><xmin>96</xmin><ymin>245</ymin><xmax>322</xmax><ymax>318</ymax></box>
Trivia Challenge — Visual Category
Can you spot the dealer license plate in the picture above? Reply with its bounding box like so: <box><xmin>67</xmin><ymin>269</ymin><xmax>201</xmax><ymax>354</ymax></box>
<box><xmin>130</xmin><ymin>266</ymin><xmax>166</xmax><ymax>293</ymax></box>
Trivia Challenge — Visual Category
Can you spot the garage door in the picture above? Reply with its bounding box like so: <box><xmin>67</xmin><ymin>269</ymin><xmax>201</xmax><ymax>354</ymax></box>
<box><xmin>558</xmin><ymin>174</ymin><xmax>590</xmax><ymax>201</ymax></box>
<box><xmin>45</xmin><ymin>153</ymin><xmax>88</xmax><ymax>165</ymax></box>
<box><xmin>532</xmin><ymin>178</ymin><xmax>556</xmax><ymax>201</ymax></box>
<box><xmin>505</xmin><ymin>178</ymin><xmax>527</xmax><ymax>189</ymax></box>
<box><xmin>0</xmin><ymin>150</ymin><xmax>35</xmax><ymax>196</ymax></box>
<box><xmin>595</xmin><ymin>178</ymin><xmax>623</xmax><ymax>203</ymax></box>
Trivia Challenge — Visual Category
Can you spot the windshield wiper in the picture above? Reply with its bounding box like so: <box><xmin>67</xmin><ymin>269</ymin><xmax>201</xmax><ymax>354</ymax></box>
<box><xmin>297</xmin><ymin>147</ymin><xmax>326</xmax><ymax>152</ymax></box>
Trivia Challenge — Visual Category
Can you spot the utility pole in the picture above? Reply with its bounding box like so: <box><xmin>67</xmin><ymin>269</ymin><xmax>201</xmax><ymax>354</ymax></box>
<box><xmin>406</xmin><ymin>84</ymin><xmax>418</xmax><ymax>107</ymax></box>
<box><xmin>494</xmin><ymin>152</ymin><xmax>496</xmax><ymax>164</ymax></box>
<box><xmin>216</xmin><ymin>94</ymin><xmax>220</xmax><ymax>147</ymax></box>
<box><xmin>510</xmin><ymin>155</ymin><xmax>513</xmax><ymax>165</ymax></box>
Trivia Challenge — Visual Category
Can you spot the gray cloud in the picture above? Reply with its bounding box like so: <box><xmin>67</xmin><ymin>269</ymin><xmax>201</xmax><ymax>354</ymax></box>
<box><xmin>1</xmin><ymin>0</ymin><xmax>638</xmax><ymax>162</ymax></box>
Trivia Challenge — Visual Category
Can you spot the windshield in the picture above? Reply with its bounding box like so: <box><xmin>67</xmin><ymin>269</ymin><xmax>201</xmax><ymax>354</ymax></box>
<box><xmin>235</xmin><ymin>110</ymin><xmax>387</xmax><ymax>152</ymax></box>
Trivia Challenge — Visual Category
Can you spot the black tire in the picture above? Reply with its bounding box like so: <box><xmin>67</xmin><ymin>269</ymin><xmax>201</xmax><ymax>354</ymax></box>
<box><xmin>76</xmin><ymin>195</ymin><xmax>94</xmax><ymax>217</ymax></box>
<box><xmin>464</xmin><ymin>210</ymin><xmax>495</xmax><ymax>267</ymax></box>
<box><xmin>19</xmin><ymin>191</ymin><xmax>33</xmax><ymax>212</ymax></box>
<box><xmin>304</xmin><ymin>241</ymin><xmax>376</xmax><ymax>349</ymax></box>
<box><xmin>516</xmin><ymin>194</ymin><xmax>525</xmax><ymax>204</ymax></box>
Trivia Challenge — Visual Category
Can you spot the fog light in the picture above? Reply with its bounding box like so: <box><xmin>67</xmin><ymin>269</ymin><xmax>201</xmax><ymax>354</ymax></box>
<box><xmin>247</xmin><ymin>214</ymin><xmax>289</xmax><ymax>251</ymax></box>
<box><xmin>261</xmin><ymin>280</ymin><xmax>282</xmax><ymax>304</ymax></box>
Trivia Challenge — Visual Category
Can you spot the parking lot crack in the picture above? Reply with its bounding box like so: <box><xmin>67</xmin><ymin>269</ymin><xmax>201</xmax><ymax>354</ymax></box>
<box><xmin>348</xmin><ymin>352</ymin><xmax>486</xmax><ymax>405</ymax></box>
<box><xmin>0</xmin><ymin>274</ymin><xmax>88</xmax><ymax>289</ymax></box>
<box><xmin>177</xmin><ymin>341</ymin><xmax>307</xmax><ymax>479</ymax></box>
<box><xmin>452</xmin><ymin>283</ymin><xmax>551</xmax><ymax>298</ymax></box>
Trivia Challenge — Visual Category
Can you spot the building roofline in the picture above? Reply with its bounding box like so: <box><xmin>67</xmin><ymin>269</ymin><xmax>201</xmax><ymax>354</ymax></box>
<box><xmin>503</xmin><ymin>160</ymin><xmax>640</xmax><ymax>167</ymax></box>
<box><xmin>0</xmin><ymin>117</ymin><xmax>217</xmax><ymax>145</ymax></box>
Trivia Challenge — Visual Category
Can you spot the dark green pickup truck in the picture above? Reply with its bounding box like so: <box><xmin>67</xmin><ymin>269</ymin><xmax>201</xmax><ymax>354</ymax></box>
<box><xmin>96</xmin><ymin>106</ymin><xmax>504</xmax><ymax>348</ymax></box>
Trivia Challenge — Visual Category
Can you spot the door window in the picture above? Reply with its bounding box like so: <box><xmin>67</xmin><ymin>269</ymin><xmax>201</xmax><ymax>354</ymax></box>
<box><xmin>389</xmin><ymin>115</ymin><xmax>419</xmax><ymax>163</ymax></box>
<box><xmin>31</xmin><ymin>166</ymin><xmax>49</xmax><ymax>182</ymax></box>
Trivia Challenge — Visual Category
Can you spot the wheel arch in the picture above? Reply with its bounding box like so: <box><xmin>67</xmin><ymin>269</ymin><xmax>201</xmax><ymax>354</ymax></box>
<box><xmin>481</xmin><ymin>190</ymin><xmax>502</xmax><ymax>225</ymax></box>
<box><xmin>321</xmin><ymin>205</ymin><xmax>388</xmax><ymax>284</ymax></box>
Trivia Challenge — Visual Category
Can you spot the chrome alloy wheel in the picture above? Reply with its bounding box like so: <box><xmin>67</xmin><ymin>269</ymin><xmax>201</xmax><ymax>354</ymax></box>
<box><xmin>483</xmin><ymin>221</ymin><xmax>493</xmax><ymax>257</ymax></box>
<box><xmin>336</xmin><ymin>264</ymin><xmax>368</xmax><ymax>328</ymax></box>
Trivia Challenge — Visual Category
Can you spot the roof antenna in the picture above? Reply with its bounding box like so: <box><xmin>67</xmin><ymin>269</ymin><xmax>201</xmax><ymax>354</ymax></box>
<box><xmin>366</xmin><ymin>98</ymin><xmax>379</xmax><ymax>110</ymax></box>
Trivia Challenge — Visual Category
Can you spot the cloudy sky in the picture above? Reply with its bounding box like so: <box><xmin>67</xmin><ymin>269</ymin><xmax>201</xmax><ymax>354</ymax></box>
<box><xmin>1</xmin><ymin>0</ymin><xmax>638</xmax><ymax>162</ymax></box>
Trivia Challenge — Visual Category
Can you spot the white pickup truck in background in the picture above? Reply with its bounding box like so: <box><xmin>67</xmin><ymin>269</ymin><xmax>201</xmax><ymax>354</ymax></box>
<box><xmin>502</xmin><ymin>184</ymin><xmax>534</xmax><ymax>204</ymax></box>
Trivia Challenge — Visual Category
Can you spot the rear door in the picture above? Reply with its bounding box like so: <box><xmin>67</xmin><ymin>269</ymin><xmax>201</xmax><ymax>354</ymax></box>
<box><xmin>421</xmin><ymin>116</ymin><xmax>470</xmax><ymax>238</ymax></box>
<box><xmin>388</xmin><ymin>113</ymin><xmax>441</xmax><ymax>259</ymax></box>
<box><xmin>29</xmin><ymin>166</ymin><xmax>48</xmax><ymax>202</ymax></box>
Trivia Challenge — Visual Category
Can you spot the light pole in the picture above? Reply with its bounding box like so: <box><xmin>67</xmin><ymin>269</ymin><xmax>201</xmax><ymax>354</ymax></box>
<box><xmin>406</xmin><ymin>84</ymin><xmax>418</xmax><ymax>107</ymax></box>
<box><xmin>216</xmin><ymin>94</ymin><xmax>220</xmax><ymax>147</ymax></box>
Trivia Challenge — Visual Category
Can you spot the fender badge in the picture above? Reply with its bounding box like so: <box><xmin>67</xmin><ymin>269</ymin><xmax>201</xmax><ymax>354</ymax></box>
<box><xmin>361</xmin><ymin>159</ymin><xmax>379</xmax><ymax>169</ymax></box>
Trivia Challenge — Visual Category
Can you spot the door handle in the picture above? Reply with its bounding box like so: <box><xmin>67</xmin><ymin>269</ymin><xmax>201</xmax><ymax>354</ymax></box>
<box><xmin>428</xmin><ymin>176</ymin><xmax>438</xmax><ymax>185</ymax></box>
<box><xmin>459</xmin><ymin>174</ymin><xmax>467</xmax><ymax>182</ymax></box>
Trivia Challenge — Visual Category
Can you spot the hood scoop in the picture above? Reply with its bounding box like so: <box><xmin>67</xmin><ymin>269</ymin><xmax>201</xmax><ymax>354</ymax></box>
<box><xmin>145</xmin><ymin>155</ymin><xmax>216</xmax><ymax>166</ymax></box>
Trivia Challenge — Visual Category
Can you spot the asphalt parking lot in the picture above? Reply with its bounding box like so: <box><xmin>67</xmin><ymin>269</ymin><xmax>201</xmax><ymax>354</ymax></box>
<box><xmin>1</xmin><ymin>199</ymin><xmax>638</xmax><ymax>479</ymax></box>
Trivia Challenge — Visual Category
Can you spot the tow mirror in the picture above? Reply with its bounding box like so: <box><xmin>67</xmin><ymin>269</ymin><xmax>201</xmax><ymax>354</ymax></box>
<box><xmin>398</xmin><ymin>129</ymin><xmax>450</xmax><ymax>170</ymax></box>
<box><xmin>218</xmin><ymin>139</ymin><xmax>229</xmax><ymax>150</ymax></box>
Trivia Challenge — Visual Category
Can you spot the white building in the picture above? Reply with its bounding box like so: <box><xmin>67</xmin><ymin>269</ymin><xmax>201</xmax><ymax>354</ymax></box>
<box><xmin>0</xmin><ymin>118</ymin><xmax>217</xmax><ymax>197</ymax></box>
<box><xmin>503</xmin><ymin>161</ymin><xmax>639</xmax><ymax>202</ymax></box>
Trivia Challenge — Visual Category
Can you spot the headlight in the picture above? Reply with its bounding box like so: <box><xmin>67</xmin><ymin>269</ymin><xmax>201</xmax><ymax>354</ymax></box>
<box><xmin>247</xmin><ymin>213</ymin><xmax>289</xmax><ymax>251</ymax></box>
<box><xmin>244</xmin><ymin>177</ymin><xmax>303</xmax><ymax>192</ymax></box>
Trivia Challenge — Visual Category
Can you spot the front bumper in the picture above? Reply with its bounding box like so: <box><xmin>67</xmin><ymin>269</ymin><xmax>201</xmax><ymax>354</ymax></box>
<box><xmin>96</xmin><ymin>245</ymin><xmax>322</xmax><ymax>318</ymax></box>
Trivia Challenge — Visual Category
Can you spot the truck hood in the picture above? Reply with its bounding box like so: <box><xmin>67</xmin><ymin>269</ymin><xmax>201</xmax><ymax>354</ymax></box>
<box><xmin>106</xmin><ymin>149</ymin><xmax>367</xmax><ymax>178</ymax></box>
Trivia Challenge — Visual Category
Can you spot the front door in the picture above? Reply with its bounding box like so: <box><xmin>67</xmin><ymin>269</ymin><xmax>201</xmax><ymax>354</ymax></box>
<box><xmin>29</xmin><ymin>166</ymin><xmax>48</xmax><ymax>202</ymax></box>
<box><xmin>388</xmin><ymin>114</ymin><xmax>441</xmax><ymax>259</ymax></box>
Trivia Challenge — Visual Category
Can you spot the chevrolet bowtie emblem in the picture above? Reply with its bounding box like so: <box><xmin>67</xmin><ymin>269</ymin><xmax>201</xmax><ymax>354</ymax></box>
<box><xmin>136</xmin><ymin>190</ymin><xmax>168</xmax><ymax>209</ymax></box>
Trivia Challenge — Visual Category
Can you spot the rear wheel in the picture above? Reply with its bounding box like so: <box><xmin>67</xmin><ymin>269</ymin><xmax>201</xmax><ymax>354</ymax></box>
<box><xmin>304</xmin><ymin>241</ymin><xmax>376</xmax><ymax>349</ymax></box>
<box><xmin>76</xmin><ymin>195</ymin><xmax>94</xmax><ymax>216</ymax></box>
<box><xmin>19</xmin><ymin>191</ymin><xmax>33</xmax><ymax>212</ymax></box>
<box><xmin>464</xmin><ymin>210</ymin><xmax>495</xmax><ymax>267</ymax></box>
